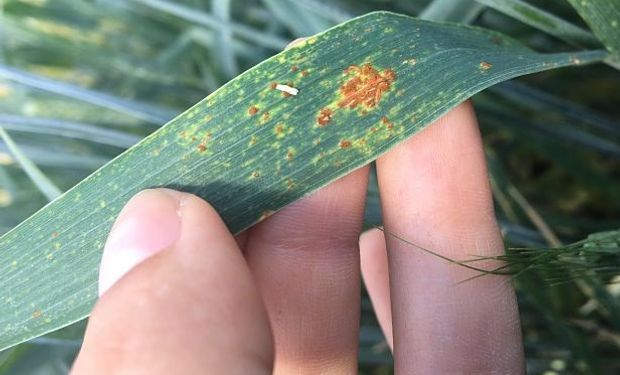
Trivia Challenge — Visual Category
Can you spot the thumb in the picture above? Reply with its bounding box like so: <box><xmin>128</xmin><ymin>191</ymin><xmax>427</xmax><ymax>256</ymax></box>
<box><xmin>71</xmin><ymin>189</ymin><xmax>273</xmax><ymax>374</ymax></box>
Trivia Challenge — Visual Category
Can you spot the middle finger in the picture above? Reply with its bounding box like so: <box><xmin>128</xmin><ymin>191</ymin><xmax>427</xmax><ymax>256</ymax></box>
<box><xmin>244</xmin><ymin>167</ymin><xmax>369</xmax><ymax>374</ymax></box>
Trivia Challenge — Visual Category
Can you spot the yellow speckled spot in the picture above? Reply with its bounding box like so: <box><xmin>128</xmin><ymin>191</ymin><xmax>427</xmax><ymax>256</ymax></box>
<box><xmin>99</xmin><ymin>200</ymin><xmax>106</xmax><ymax>208</ymax></box>
<box><xmin>479</xmin><ymin>61</ymin><xmax>492</xmax><ymax>70</ymax></box>
<box><xmin>250</xmin><ymin>171</ymin><xmax>261</xmax><ymax>179</ymax></box>
<box><xmin>0</xmin><ymin>152</ymin><xmax>13</xmax><ymax>165</ymax></box>
<box><xmin>274</xmin><ymin>123</ymin><xmax>292</xmax><ymax>139</ymax></box>
<box><xmin>11</xmin><ymin>260</ymin><xmax>17</xmax><ymax>267</ymax></box>
<box><xmin>249</xmin><ymin>135</ymin><xmax>258</xmax><ymax>146</ymax></box>
<box><xmin>285</xmin><ymin>178</ymin><xmax>295</xmax><ymax>189</ymax></box>
<box><xmin>286</xmin><ymin>147</ymin><xmax>296</xmax><ymax>161</ymax></box>
<box><xmin>259</xmin><ymin>210</ymin><xmax>275</xmax><ymax>221</ymax></box>
<box><xmin>53</xmin><ymin>242</ymin><xmax>61</xmax><ymax>250</ymax></box>
<box><xmin>0</xmin><ymin>189</ymin><xmax>12</xmax><ymax>207</ymax></box>
<box><xmin>0</xmin><ymin>84</ymin><xmax>10</xmax><ymax>98</ymax></box>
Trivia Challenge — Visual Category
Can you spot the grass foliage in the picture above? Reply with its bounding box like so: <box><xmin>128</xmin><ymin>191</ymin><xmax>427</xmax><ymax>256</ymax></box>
<box><xmin>0</xmin><ymin>0</ymin><xmax>618</xmax><ymax>373</ymax></box>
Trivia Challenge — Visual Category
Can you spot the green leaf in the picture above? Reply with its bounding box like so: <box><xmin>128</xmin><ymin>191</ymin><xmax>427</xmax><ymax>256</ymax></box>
<box><xmin>567</xmin><ymin>0</ymin><xmax>620</xmax><ymax>68</ymax></box>
<box><xmin>419</xmin><ymin>0</ymin><xmax>485</xmax><ymax>23</ymax></box>
<box><xmin>0</xmin><ymin>11</ymin><xmax>606</xmax><ymax>351</ymax></box>
<box><xmin>476</xmin><ymin>0</ymin><xmax>599</xmax><ymax>48</ymax></box>
<box><xmin>0</xmin><ymin>65</ymin><xmax>176</xmax><ymax>125</ymax></box>
<box><xmin>130</xmin><ymin>0</ymin><xmax>289</xmax><ymax>50</ymax></box>
<box><xmin>0</xmin><ymin>127</ymin><xmax>62</xmax><ymax>201</ymax></box>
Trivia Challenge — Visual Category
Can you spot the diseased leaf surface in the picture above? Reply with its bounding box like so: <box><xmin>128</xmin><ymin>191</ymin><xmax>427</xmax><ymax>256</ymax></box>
<box><xmin>0</xmin><ymin>11</ymin><xmax>606</xmax><ymax>351</ymax></box>
<box><xmin>567</xmin><ymin>0</ymin><xmax>620</xmax><ymax>67</ymax></box>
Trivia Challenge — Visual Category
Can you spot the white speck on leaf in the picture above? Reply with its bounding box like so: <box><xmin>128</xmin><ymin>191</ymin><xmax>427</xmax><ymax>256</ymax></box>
<box><xmin>275</xmin><ymin>84</ymin><xmax>299</xmax><ymax>96</ymax></box>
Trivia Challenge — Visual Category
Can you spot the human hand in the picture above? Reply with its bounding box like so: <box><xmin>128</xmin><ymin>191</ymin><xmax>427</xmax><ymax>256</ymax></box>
<box><xmin>71</xmin><ymin>102</ymin><xmax>524</xmax><ymax>374</ymax></box>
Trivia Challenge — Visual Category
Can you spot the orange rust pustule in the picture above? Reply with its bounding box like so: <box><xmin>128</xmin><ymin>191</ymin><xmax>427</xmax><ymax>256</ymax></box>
<box><xmin>269</xmin><ymin>82</ymin><xmax>277</xmax><ymax>89</ymax></box>
<box><xmin>338</xmin><ymin>63</ymin><xmax>395</xmax><ymax>109</ymax></box>
<box><xmin>291</xmin><ymin>65</ymin><xmax>299</xmax><ymax>72</ymax></box>
<box><xmin>339</xmin><ymin>139</ymin><xmax>352</xmax><ymax>149</ymax></box>
<box><xmin>197</xmin><ymin>144</ymin><xmax>207</xmax><ymax>152</ymax></box>
<box><xmin>317</xmin><ymin>108</ymin><xmax>333</xmax><ymax>126</ymax></box>
<box><xmin>479</xmin><ymin>61</ymin><xmax>492</xmax><ymax>70</ymax></box>
<box><xmin>381</xmin><ymin>116</ymin><xmax>394</xmax><ymax>130</ymax></box>
<box><xmin>248</xmin><ymin>105</ymin><xmax>259</xmax><ymax>115</ymax></box>
<box><xmin>275</xmin><ymin>124</ymin><xmax>285</xmax><ymax>135</ymax></box>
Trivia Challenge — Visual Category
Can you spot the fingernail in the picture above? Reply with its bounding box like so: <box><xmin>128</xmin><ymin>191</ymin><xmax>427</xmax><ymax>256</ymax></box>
<box><xmin>98</xmin><ymin>189</ymin><xmax>184</xmax><ymax>296</ymax></box>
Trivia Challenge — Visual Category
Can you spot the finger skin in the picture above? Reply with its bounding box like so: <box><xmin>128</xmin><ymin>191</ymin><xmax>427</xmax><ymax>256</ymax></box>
<box><xmin>72</xmin><ymin>192</ymin><xmax>273</xmax><ymax>375</ymax></box>
<box><xmin>360</xmin><ymin>228</ymin><xmax>393</xmax><ymax>349</ymax></box>
<box><xmin>245</xmin><ymin>167</ymin><xmax>369</xmax><ymax>374</ymax></box>
<box><xmin>377</xmin><ymin>102</ymin><xmax>524</xmax><ymax>373</ymax></box>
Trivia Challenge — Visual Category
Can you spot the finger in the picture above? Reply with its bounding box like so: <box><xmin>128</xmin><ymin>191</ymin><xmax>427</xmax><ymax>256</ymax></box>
<box><xmin>244</xmin><ymin>167</ymin><xmax>369</xmax><ymax>374</ymax></box>
<box><xmin>72</xmin><ymin>189</ymin><xmax>273</xmax><ymax>375</ymax></box>
<box><xmin>235</xmin><ymin>230</ymin><xmax>249</xmax><ymax>251</ymax></box>
<box><xmin>376</xmin><ymin>102</ymin><xmax>524</xmax><ymax>373</ymax></box>
<box><xmin>360</xmin><ymin>228</ymin><xmax>393</xmax><ymax>350</ymax></box>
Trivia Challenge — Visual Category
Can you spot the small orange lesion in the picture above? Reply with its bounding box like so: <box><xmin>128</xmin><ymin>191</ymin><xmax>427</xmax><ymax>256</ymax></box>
<box><xmin>51</xmin><ymin>231</ymin><xmax>58</xmax><ymax>238</ymax></box>
<box><xmin>32</xmin><ymin>309</ymin><xmax>42</xmax><ymax>319</ymax></box>
<box><xmin>261</xmin><ymin>112</ymin><xmax>271</xmax><ymax>122</ymax></box>
<box><xmin>339</xmin><ymin>139</ymin><xmax>352</xmax><ymax>149</ymax></box>
<box><xmin>197</xmin><ymin>132</ymin><xmax>212</xmax><ymax>152</ymax></box>
<box><xmin>249</xmin><ymin>135</ymin><xmax>258</xmax><ymax>146</ymax></box>
<box><xmin>381</xmin><ymin>116</ymin><xmax>394</xmax><ymax>130</ymax></box>
<box><xmin>317</xmin><ymin>108</ymin><xmax>333</xmax><ymax>126</ymax></box>
<box><xmin>269</xmin><ymin>82</ymin><xmax>278</xmax><ymax>90</ymax></box>
<box><xmin>338</xmin><ymin>63</ymin><xmax>396</xmax><ymax>110</ymax></box>
<box><xmin>300</xmin><ymin>70</ymin><xmax>309</xmax><ymax>77</ymax></box>
<box><xmin>479</xmin><ymin>61</ymin><xmax>492</xmax><ymax>70</ymax></box>
<box><xmin>291</xmin><ymin>65</ymin><xmax>299</xmax><ymax>72</ymax></box>
<box><xmin>274</xmin><ymin>124</ymin><xmax>285</xmax><ymax>136</ymax></box>
<box><xmin>248</xmin><ymin>105</ymin><xmax>259</xmax><ymax>116</ymax></box>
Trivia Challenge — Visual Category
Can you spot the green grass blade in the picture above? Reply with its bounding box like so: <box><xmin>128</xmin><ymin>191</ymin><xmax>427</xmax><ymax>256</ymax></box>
<box><xmin>262</xmin><ymin>0</ymin><xmax>335</xmax><ymax>36</ymax></box>
<box><xmin>0</xmin><ymin>65</ymin><xmax>176</xmax><ymax>125</ymax></box>
<box><xmin>0</xmin><ymin>143</ymin><xmax>108</xmax><ymax>170</ymax></box>
<box><xmin>211</xmin><ymin>0</ymin><xmax>238</xmax><ymax>80</ymax></box>
<box><xmin>0</xmin><ymin>128</ymin><xmax>61</xmax><ymax>201</ymax></box>
<box><xmin>567</xmin><ymin>0</ymin><xmax>620</xmax><ymax>68</ymax></box>
<box><xmin>0</xmin><ymin>115</ymin><xmax>140</xmax><ymax>148</ymax></box>
<box><xmin>419</xmin><ymin>0</ymin><xmax>485</xmax><ymax>23</ymax></box>
<box><xmin>0</xmin><ymin>11</ymin><xmax>607</xmax><ymax>351</ymax></box>
<box><xmin>130</xmin><ymin>0</ymin><xmax>289</xmax><ymax>50</ymax></box>
<box><xmin>476</xmin><ymin>0</ymin><xmax>599</xmax><ymax>48</ymax></box>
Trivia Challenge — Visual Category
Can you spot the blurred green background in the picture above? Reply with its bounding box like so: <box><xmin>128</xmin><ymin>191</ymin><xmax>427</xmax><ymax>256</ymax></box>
<box><xmin>0</xmin><ymin>0</ymin><xmax>619</xmax><ymax>373</ymax></box>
